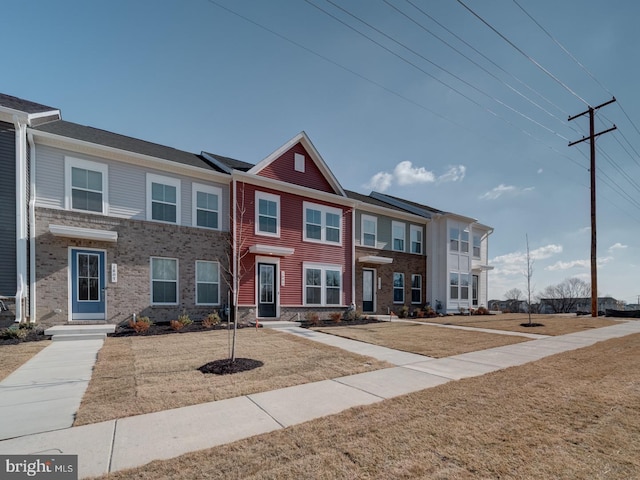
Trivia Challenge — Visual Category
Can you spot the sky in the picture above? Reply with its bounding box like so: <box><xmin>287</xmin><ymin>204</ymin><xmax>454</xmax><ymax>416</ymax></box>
<box><xmin>4</xmin><ymin>0</ymin><xmax>640</xmax><ymax>304</ymax></box>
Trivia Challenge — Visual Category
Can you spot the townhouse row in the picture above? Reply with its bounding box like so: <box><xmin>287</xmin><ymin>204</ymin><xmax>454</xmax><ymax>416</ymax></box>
<box><xmin>0</xmin><ymin>93</ymin><xmax>493</xmax><ymax>326</ymax></box>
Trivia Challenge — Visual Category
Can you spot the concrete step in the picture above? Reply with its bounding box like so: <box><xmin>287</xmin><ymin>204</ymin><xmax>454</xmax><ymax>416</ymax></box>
<box><xmin>52</xmin><ymin>333</ymin><xmax>107</xmax><ymax>342</ymax></box>
<box><xmin>252</xmin><ymin>320</ymin><xmax>301</xmax><ymax>328</ymax></box>
<box><xmin>45</xmin><ymin>325</ymin><xmax>115</xmax><ymax>337</ymax></box>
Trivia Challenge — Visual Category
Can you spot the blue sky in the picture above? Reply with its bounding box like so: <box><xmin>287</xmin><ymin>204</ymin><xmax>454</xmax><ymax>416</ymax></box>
<box><xmin>4</xmin><ymin>0</ymin><xmax>640</xmax><ymax>303</ymax></box>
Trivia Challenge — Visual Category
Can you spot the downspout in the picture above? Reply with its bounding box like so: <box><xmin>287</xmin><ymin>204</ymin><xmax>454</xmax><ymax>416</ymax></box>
<box><xmin>351</xmin><ymin>207</ymin><xmax>355</xmax><ymax>308</ymax></box>
<box><xmin>12</xmin><ymin>115</ymin><xmax>28</xmax><ymax>323</ymax></box>
<box><xmin>232</xmin><ymin>177</ymin><xmax>237</xmax><ymax>316</ymax></box>
<box><xmin>27</xmin><ymin>132</ymin><xmax>37</xmax><ymax>323</ymax></box>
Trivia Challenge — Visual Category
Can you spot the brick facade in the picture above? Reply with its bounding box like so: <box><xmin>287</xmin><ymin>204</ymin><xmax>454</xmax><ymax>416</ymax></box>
<box><xmin>35</xmin><ymin>208</ymin><xmax>230</xmax><ymax>326</ymax></box>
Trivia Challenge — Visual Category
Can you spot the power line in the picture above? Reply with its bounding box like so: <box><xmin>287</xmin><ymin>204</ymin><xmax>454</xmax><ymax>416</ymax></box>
<box><xmin>456</xmin><ymin>0</ymin><xmax>590</xmax><ymax>107</ymax></box>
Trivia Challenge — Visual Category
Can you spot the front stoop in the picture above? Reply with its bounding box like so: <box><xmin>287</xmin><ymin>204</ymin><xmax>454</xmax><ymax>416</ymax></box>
<box><xmin>44</xmin><ymin>324</ymin><xmax>116</xmax><ymax>341</ymax></box>
<box><xmin>251</xmin><ymin>320</ymin><xmax>301</xmax><ymax>329</ymax></box>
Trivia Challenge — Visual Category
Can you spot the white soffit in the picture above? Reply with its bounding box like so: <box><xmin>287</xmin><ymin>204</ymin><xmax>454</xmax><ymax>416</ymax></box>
<box><xmin>358</xmin><ymin>255</ymin><xmax>393</xmax><ymax>264</ymax></box>
<box><xmin>49</xmin><ymin>224</ymin><xmax>118</xmax><ymax>242</ymax></box>
<box><xmin>249</xmin><ymin>244</ymin><xmax>295</xmax><ymax>256</ymax></box>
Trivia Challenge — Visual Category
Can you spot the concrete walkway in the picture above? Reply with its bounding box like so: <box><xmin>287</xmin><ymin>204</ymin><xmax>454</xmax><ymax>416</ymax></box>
<box><xmin>1</xmin><ymin>320</ymin><xmax>639</xmax><ymax>478</ymax></box>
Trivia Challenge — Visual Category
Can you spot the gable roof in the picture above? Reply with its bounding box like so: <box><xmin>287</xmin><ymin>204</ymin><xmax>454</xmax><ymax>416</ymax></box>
<box><xmin>370</xmin><ymin>192</ymin><xmax>445</xmax><ymax>219</ymax></box>
<box><xmin>201</xmin><ymin>151</ymin><xmax>254</xmax><ymax>173</ymax></box>
<box><xmin>0</xmin><ymin>93</ymin><xmax>60</xmax><ymax>125</ymax></box>
<box><xmin>249</xmin><ymin>132</ymin><xmax>346</xmax><ymax>197</ymax></box>
<box><xmin>33</xmin><ymin>120</ymin><xmax>224</xmax><ymax>172</ymax></box>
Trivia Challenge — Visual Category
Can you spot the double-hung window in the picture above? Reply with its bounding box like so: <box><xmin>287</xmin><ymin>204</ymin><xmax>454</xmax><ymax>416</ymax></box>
<box><xmin>193</xmin><ymin>184</ymin><xmax>221</xmax><ymax>230</ymax></box>
<box><xmin>196</xmin><ymin>261</ymin><xmax>220</xmax><ymax>305</ymax></box>
<box><xmin>303</xmin><ymin>202</ymin><xmax>342</xmax><ymax>245</ymax></box>
<box><xmin>393</xmin><ymin>272</ymin><xmax>404</xmax><ymax>303</ymax></box>
<box><xmin>151</xmin><ymin>257</ymin><xmax>178</xmax><ymax>304</ymax></box>
<box><xmin>147</xmin><ymin>174</ymin><xmax>180</xmax><ymax>224</ymax></box>
<box><xmin>473</xmin><ymin>234</ymin><xmax>481</xmax><ymax>258</ymax></box>
<box><xmin>461</xmin><ymin>229</ymin><xmax>470</xmax><ymax>254</ymax></box>
<box><xmin>460</xmin><ymin>273</ymin><xmax>470</xmax><ymax>300</ymax></box>
<box><xmin>256</xmin><ymin>192</ymin><xmax>280</xmax><ymax>236</ymax></box>
<box><xmin>411</xmin><ymin>274</ymin><xmax>422</xmax><ymax>304</ymax></box>
<box><xmin>450</xmin><ymin>227</ymin><xmax>459</xmax><ymax>252</ymax></box>
<box><xmin>450</xmin><ymin>273</ymin><xmax>459</xmax><ymax>299</ymax></box>
<box><xmin>410</xmin><ymin>225</ymin><xmax>422</xmax><ymax>254</ymax></box>
<box><xmin>304</xmin><ymin>264</ymin><xmax>342</xmax><ymax>306</ymax></box>
<box><xmin>392</xmin><ymin>221</ymin><xmax>405</xmax><ymax>252</ymax></box>
<box><xmin>65</xmin><ymin>157</ymin><xmax>108</xmax><ymax>214</ymax></box>
<box><xmin>362</xmin><ymin>215</ymin><xmax>377</xmax><ymax>247</ymax></box>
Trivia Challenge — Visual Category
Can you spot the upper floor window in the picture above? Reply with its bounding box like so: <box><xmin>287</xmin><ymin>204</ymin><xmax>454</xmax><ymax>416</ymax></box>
<box><xmin>196</xmin><ymin>260</ymin><xmax>220</xmax><ymax>305</ymax></box>
<box><xmin>473</xmin><ymin>234</ymin><xmax>481</xmax><ymax>258</ymax></box>
<box><xmin>450</xmin><ymin>272</ymin><xmax>459</xmax><ymax>299</ymax></box>
<box><xmin>256</xmin><ymin>191</ymin><xmax>280</xmax><ymax>237</ymax></box>
<box><xmin>304</xmin><ymin>263</ymin><xmax>342</xmax><ymax>306</ymax></box>
<box><xmin>147</xmin><ymin>174</ymin><xmax>180</xmax><ymax>224</ymax></box>
<box><xmin>392</xmin><ymin>221</ymin><xmax>405</xmax><ymax>252</ymax></box>
<box><xmin>461</xmin><ymin>229</ymin><xmax>470</xmax><ymax>254</ymax></box>
<box><xmin>65</xmin><ymin>157</ymin><xmax>108</xmax><ymax>214</ymax></box>
<box><xmin>193</xmin><ymin>183</ymin><xmax>221</xmax><ymax>230</ymax></box>
<box><xmin>303</xmin><ymin>202</ymin><xmax>342</xmax><ymax>245</ymax></box>
<box><xmin>362</xmin><ymin>215</ymin><xmax>377</xmax><ymax>247</ymax></box>
<box><xmin>410</xmin><ymin>225</ymin><xmax>423</xmax><ymax>254</ymax></box>
<box><xmin>449</xmin><ymin>227</ymin><xmax>459</xmax><ymax>251</ymax></box>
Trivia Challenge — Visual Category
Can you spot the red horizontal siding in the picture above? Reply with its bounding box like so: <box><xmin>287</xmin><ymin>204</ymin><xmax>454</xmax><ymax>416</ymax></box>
<box><xmin>258</xmin><ymin>143</ymin><xmax>336</xmax><ymax>194</ymax></box>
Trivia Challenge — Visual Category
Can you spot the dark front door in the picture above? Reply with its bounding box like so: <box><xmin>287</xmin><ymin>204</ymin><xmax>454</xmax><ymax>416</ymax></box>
<box><xmin>472</xmin><ymin>275</ymin><xmax>479</xmax><ymax>307</ymax></box>
<box><xmin>363</xmin><ymin>269</ymin><xmax>374</xmax><ymax>312</ymax></box>
<box><xmin>257</xmin><ymin>263</ymin><xmax>277</xmax><ymax>318</ymax></box>
<box><xmin>71</xmin><ymin>249</ymin><xmax>106</xmax><ymax>320</ymax></box>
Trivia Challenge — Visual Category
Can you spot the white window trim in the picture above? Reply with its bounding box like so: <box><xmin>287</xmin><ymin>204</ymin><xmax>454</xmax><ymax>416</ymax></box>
<box><xmin>450</xmin><ymin>227</ymin><xmax>460</xmax><ymax>252</ymax></box>
<box><xmin>461</xmin><ymin>229</ymin><xmax>470</xmax><ymax>254</ymax></box>
<box><xmin>393</xmin><ymin>272</ymin><xmax>405</xmax><ymax>304</ymax></box>
<box><xmin>255</xmin><ymin>191</ymin><xmax>280</xmax><ymax>237</ymax></box>
<box><xmin>64</xmin><ymin>156</ymin><xmax>109</xmax><ymax>214</ymax></box>
<box><xmin>392</xmin><ymin>221</ymin><xmax>406</xmax><ymax>252</ymax></box>
<box><xmin>361</xmin><ymin>214</ymin><xmax>377</xmax><ymax>248</ymax></box>
<box><xmin>192</xmin><ymin>183</ymin><xmax>222</xmax><ymax>230</ymax></box>
<box><xmin>150</xmin><ymin>257</ymin><xmax>179</xmax><ymax>305</ymax></box>
<box><xmin>473</xmin><ymin>234</ymin><xmax>482</xmax><ymax>258</ymax></box>
<box><xmin>410</xmin><ymin>225</ymin><xmax>422</xmax><ymax>254</ymax></box>
<box><xmin>411</xmin><ymin>274</ymin><xmax>422</xmax><ymax>304</ymax></box>
<box><xmin>195</xmin><ymin>260</ymin><xmax>220</xmax><ymax>305</ymax></box>
<box><xmin>450</xmin><ymin>272</ymin><xmax>459</xmax><ymax>300</ymax></box>
<box><xmin>303</xmin><ymin>201</ymin><xmax>343</xmax><ymax>246</ymax></box>
<box><xmin>303</xmin><ymin>262</ymin><xmax>343</xmax><ymax>306</ymax></box>
<box><xmin>146</xmin><ymin>173</ymin><xmax>181</xmax><ymax>224</ymax></box>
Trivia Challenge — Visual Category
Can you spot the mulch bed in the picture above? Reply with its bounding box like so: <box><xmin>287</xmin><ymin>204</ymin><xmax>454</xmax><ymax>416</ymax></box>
<box><xmin>110</xmin><ymin>321</ymin><xmax>252</xmax><ymax>337</ymax></box>
<box><xmin>0</xmin><ymin>329</ymin><xmax>49</xmax><ymax>346</ymax></box>
<box><xmin>198</xmin><ymin>358</ymin><xmax>264</xmax><ymax>375</ymax></box>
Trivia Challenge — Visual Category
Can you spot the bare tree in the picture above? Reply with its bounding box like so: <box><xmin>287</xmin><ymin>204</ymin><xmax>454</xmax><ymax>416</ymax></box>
<box><xmin>540</xmin><ymin>277</ymin><xmax>591</xmax><ymax>313</ymax></box>
<box><xmin>524</xmin><ymin>234</ymin><xmax>534</xmax><ymax>325</ymax></box>
<box><xmin>504</xmin><ymin>288</ymin><xmax>523</xmax><ymax>313</ymax></box>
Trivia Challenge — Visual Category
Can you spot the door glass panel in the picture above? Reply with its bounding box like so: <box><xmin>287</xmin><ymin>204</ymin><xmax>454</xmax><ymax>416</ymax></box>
<box><xmin>260</xmin><ymin>265</ymin><xmax>274</xmax><ymax>303</ymax></box>
<box><xmin>363</xmin><ymin>271</ymin><xmax>373</xmax><ymax>301</ymax></box>
<box><xmin>77</xmin><ymin>253</ymin><xmax>100</xmax><ymax>302</ymax></box>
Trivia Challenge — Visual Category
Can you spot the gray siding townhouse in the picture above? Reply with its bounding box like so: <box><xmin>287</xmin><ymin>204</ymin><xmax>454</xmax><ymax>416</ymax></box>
<box><xmin>1</xmin><ymin>93</ymin><xmax>231</xmax><ymax>326</ymax></box>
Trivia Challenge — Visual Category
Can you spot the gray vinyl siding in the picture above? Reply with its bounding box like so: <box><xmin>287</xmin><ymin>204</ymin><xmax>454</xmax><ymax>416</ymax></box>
<box><xmin>34</xmin><ymin>144</ymin><xmax>230</xmax><ymax>230</ymax></box>
<box><xmin>0</xmin><ymin>122</ymin><xmax>17</xmax><ymax>295</ymax></box>
<box><xmin>354</xmin><ymin>210</ymin><xmax>425</xmax><ymax>253</ymax></box>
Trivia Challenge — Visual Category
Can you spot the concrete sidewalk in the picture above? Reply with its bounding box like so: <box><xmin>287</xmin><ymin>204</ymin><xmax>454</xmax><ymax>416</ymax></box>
<box><xmin>0</xmin><ymin>320</ymin><xmax>639</xmax><ymax>478</ymax></box>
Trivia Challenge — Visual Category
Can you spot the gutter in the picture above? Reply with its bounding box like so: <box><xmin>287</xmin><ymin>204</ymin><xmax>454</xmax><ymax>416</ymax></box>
<box><xmin>12</xmin><ymin>115</ymin><xmax>27</xmax><ymax>323</ymax></box>
<box><xmin>27</xmin><ymin>132</ymin><xmax>37</xmax><ymax>323</ymax></box>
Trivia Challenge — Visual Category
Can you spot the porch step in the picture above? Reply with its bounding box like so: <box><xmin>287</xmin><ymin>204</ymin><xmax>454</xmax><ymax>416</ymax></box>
<box><xmin>45</xmin><ymin>324</ymin><xmax>116</xmax><ymax>339</ymax></box>
<box><xmin>252</xmin><ymin>320</ymin><xmax>301</xmax><ymax>329</ymax></box>
<box><xmin>52</xmin><ymin>333</ymin><xmax>107</xmax><ymax>342</ymax></box>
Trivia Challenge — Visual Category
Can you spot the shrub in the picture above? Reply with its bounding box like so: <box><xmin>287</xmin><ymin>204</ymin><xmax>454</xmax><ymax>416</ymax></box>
<box><xmin>413</xmin><ymin>308</ymin><xmax>424</xmax><ymax>318</ymax></box>
<box><xmin>203</xmin><ymin>311</ymin><xmax>221</xmax><ymax>328</ymax></box>
<box><xmin>305</xmin><ymin>312</ymin><xmax>320</xmax><ymax>326</ymax></box>
<box><xmin>344</xmin><ymin>309</ymin><xmax>362</xmax><ymax>322</ymax></box>
<box><xmin>128</xmin><ymin>316</ymin><xmax>152</xmax><ymax>333</ymax></box>
<box><xmin>424</xmin><ymin>305</ymin><xmax>436</xmax><ymax>317</ymax></box>
<box><xmin>170</xmin><ymin>319</ymin><xmax>185</xmax><ymax>331</ymax></box>
<box><xmin>398</xmin><ymin>305</ymin><xmax>410</xmax><ymax>319</ymax></box>
<box><xmin>329</xmin><ymin>312</ymin><xmax>342</xmax><ymax>323</ymax></box>
<box><xmin>0</xmin><ymin>326</ymin><xmax>27</xmax><ymax>340</ymax></box>
<box><xmin>178</xmin><ymin>310</ymin><xmax>192</xmax><ymax>326</ymax></box>
<box><xmin>476</xmin><ymin>306</ymin><xmax>489</xmax><ymax>315</ymax></box>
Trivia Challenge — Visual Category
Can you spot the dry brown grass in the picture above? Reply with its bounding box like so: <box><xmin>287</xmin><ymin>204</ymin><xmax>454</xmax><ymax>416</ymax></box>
<box><xmin>313</xmin><ymin>322</ymin><xmax>529</xmax><ymax>357</ymax></box>
<box><xmin>0</xmin><ymin>341</ymin><xmax>50</xmax><ymax>381</ymax></box>
<box><xmin>416</xmin><ymin>313</ymin><xmax>619</xmax><ymax>335</ymax></box>
<box><xmin>93</xmin><ymin>333</ymin><xmax>640</xmax><ymax>480</ymax></box>
<box><xmin>74</xmin><ymin>328</ymin><xmax>391</xmax><ymax>426</ymax></box>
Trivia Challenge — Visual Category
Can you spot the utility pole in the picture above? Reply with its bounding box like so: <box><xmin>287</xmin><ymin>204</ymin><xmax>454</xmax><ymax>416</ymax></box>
<box><xmin>568</xmin><ymin>98</ymin><xmax>616</xmax><ymax>317</ymax></box>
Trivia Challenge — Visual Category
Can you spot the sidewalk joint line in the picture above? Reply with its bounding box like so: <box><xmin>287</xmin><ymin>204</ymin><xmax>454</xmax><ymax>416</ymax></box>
<box><xmin>330</xmin><ymin>378</ymin><xmax>386</xmax><ymax>400</ymax></box>
<box><xmin>107</xmin><ymin>419</ymin><xmax>118</xmax><ymax>473</ymax></box>
<box><xmin>246</xmin><ymin>395</ymin><xmax>286</xmax><ymax>429</ymax></box>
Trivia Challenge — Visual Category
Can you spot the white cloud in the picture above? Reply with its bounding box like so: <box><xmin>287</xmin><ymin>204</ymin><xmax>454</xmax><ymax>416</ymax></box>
<box><xmin>365</xmin><ymin>162</ymin><xmax>465</xmax><ymax>192</ymax></box>
<box><xmin>545</xmin><ymin>256</ymin><xmax>613</xmax><ymax>271</ymax></box>
<box><xmin>608</xmin><ymin>242</ymin><xmax>627</xmax><ymax>252</ymax></box>
<box><xmin>537</xmin><ymin>168</ymin><xmax>543</xmax><ymax>174</ymax></box>
<box><xmin>479</xmin><ymin>184</ymin><xmax>534</xmax><ymax>200</ymax></box>
<box><xmin>490</xmin><ymin>244</ymin><xmax>563</xmax><ymax>276</ymax></box>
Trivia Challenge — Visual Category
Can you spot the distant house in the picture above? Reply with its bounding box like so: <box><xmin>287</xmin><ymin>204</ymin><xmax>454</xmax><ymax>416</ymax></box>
<box><xmin>539</xmin><ymin>296</ymin><xmax>622</xmax><ymax>314</ymax></box>
<box><xmin>1</xmin><ymin>92</ymin><xmax>494</xmax><ymax>324</ymax></box>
